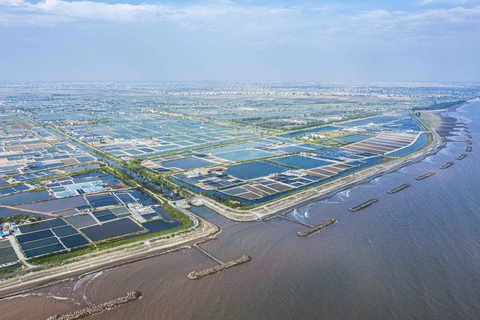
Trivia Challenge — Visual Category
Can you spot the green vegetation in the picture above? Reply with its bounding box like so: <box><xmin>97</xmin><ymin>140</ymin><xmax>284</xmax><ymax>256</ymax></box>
<box><xmin>412</xmin><ymin>100</ymin><xmax>465</xmax><ymax>111</ymax></box>
<box><xmin>30</xmin><ymin>246</ymin><xmax>96</xmax><ymax>265</ymax></box>
<box><xmin>0</xmin><ymin>264</ymin><xmax>24</xmax><ymax>276</ymax></box>
<box><xmin>0</xmin><ymin>214</ymin><xmax>41</xmax><ymax>224</ymax></box>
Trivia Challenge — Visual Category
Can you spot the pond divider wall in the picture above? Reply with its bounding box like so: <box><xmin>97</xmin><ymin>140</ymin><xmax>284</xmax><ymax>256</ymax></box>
<box><xmin>46</xmin><ymin>291</ymin><xmax>142</xmax><ymax>320</ymax></box>
<box><xmin>440</xmin><ymin>162</ymin><xmax>454</xmax><ymax>169</ymax></box>
<box><xmin>187</xmin><ymin>255</ymin><xmax>251</xmax><ymax>280</ymax></box>
<box><xmin>387</xmin><ymin>183</ymin><xmax>411</xmax><ymax>194</ymax></box>
<box><xmin>349</xmin><ymin>199</ymin><xmax>379</xmax><ymax>212</ymax></box>
<box><xmin>297</xmin><ymin>218</ymin><xmax>336</xmax><ymax>237</ymax></box>
<box><xmin>415</xmin><ymin>172</ymin><xmax>435</xmax><ymax>180</ymax></box>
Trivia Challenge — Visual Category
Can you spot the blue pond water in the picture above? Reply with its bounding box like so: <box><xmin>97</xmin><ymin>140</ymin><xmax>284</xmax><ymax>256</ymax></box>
<box><xmin>216</xmin><ymin>149</ymin><xmax>275</xmax><ymax>162</ymax></box>
<box><xmin>387</xmin><ymin>133</ymin><xmax>428</xmax><ymax>157</ymax></box>
<box><xmin>162</xmin><ymin>157</ymin><xmax>215</xmax><ymax>170</ymax></box>
<box><xmin>81</xmin><ymin>218</ymin><xmax>144</xmax><ymax>242</ymax></box>
<box><xmin>225</xmin><ymin>161</ymin><xmax>291</xmax><ymax>180</ymax></box>
<box><xmin>272</xmin><ymin>156</ymin><xmax>333</xmax><ymax>169</ymax></box>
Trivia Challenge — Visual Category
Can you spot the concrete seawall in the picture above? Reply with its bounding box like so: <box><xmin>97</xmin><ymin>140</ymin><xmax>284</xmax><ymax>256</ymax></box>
<box><xmin>46</xmin><ymin>291</ymin><xmax>142</xmax><ymax>320</ymax></box>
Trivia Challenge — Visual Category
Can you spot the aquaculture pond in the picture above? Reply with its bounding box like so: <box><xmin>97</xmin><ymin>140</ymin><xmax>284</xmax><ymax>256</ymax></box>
<box><xmin>142</xmin><ymin>219</ymin><xmax>182</xmax><ymax>234</ymax></box>
<box><xmin>225</xmin><ymin>161</ymin><xmax>291</xmax><ymax>180</ymax></box>
<box><xmin>272</xmin><ymin>156</ymin><xmax>334</xmax><ymax>169</ymax></box>
<box><xmin>66</xmin><ymin>215</ymin><xmax>97</xmax><ymax>229</ymax></box>
<box><xmin>216</xmin><ymin>149</ymin><xmax>276</xmax><ymax>162</ymax></box>
<box><xmin>15</xmin><ymin>218</ymin><xmax>90</xmax><ymax>258</ymax></box>
<box><xmin>81</xmin><ymin>218</ymin><xmax>144</xmax><ymax>242</ymax></box>
<box><xmin>0</xmin><ymin>190</ymin><xmax>52</xmax><ymax>206</ymax></box>
<box><xmin>387</xmin><ymin>133</ymin><xmax>428</xmax><ymax>157</ymax></box>
<box><xmin>338</xmin><ymin>115</ymin><xmax>402</xmax><ymax>127</ymax></box>
<box><xmin>161</xmin><ymin>157</ymin><xmax>216</xmax><ymax>170</ymax></box>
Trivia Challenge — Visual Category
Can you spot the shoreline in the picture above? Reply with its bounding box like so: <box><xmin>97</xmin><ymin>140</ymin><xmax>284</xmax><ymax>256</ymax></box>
<box><xmin>0</xmin><ymin>212</ymin><xmax>218</xmax><ymax>296</ymax></box>
<box><xmin>197</xmin><ymin>101</ymin><xmax>470</xmax><ymax>221</ymax></box>
<box><xmin>0</xmin><ymin>101</ymin><xmax>465</xmax><ymax>296</ymax></box>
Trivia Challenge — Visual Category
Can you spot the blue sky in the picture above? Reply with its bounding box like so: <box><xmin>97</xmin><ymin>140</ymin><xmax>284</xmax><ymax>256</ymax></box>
<box><xmin>1</xmin><ymin>0</ymin><xmax>479</xmax><ymax>82</ymax></box>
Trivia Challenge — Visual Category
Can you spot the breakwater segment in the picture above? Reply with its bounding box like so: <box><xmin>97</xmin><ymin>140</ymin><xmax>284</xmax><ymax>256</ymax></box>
<box><xmin>440</xmin><ymin>162</ymin><xmax>454</xmax><ymax>169</ymax></box>
<box><xmin>387</xmin><ymin>183</ymin><xmax>411</xmax><ymax>194</ymax></box>
<box><xmin>46</xmin><ymin>291</ymin><xmax>142</xmax><ymax>320</ymax></box>
<box><xmin>457</xmin><ymin>154</ymin><xmax>467</xmax><ymax>160</ymax></box>
<box><xmin>415</xmin><ymin>172</ymin><xmax>435</xmax><ymax>180</ymax></box>
<box><xmin>466</xmin><ymin>146</ymin><xmax>472</xmax><ymax>152</ymax></box>
<box><xmin>297</xmin><ymin>218</ymin><xmax>336</xmax><ymax>237</ymax></box>
<box><xmin>349</xmin><ymin>199</ymin><xmax>379</xmax><ymax>212</ymax></box>
<box><xmin>187</xmin><ymin>255</ymin><xmax>251</xmax><ymax>280</ymax></box>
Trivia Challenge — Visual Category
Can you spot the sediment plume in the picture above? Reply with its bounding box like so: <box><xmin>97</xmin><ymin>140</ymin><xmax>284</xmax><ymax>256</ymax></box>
<box><xmin>0</xmin><ymin>278</ymin><xmax>77</xmax><ymax>301</ymax></box>
<box><xmin>46</xmin><ymin>291</ymin><xmax>142</xmax><ymax>320</ymax></box>
<box><xmin>297</xmin><ymin>218</ymin><xmax>336</xmax><ymax>237</ymax></box>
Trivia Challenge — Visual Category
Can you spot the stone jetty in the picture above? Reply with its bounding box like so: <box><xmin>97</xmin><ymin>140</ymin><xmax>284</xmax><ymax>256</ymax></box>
<box><xmin>297</xmin><ymin>218</ymin><xmax>336</xmax><ymax>237</ymax></box>
<box><xmin>187</xmin><ymin>255</ymin><xmax>251</xmax><ymax>280</ymax></box>
<box><xmin>415</xmin><ymin>172</ymin><xmax>435</xmax><ymax>180</ymax></box>
<box><xmin>46</xmin><ymin>291</ymin><xmax>142</xmax><ymax>320</ymax></box>
<box><xmin>349</xmin><ymin>198</ymin><xmax>378</xmax><ymax>212</ymax></box>
<box><xmin>387</xmin><ymin>183</ymin><xmax>410</xmax><ymax>194</ymax></box>
<box><xmin>440</xmin><ymin>162</ymin><xmax>454</xmax><ymax>169</ymax></box>
<box><xmin>457</xmin><ymin>154</ymin><xmax>467</xmax><ymax>160</ymax></box>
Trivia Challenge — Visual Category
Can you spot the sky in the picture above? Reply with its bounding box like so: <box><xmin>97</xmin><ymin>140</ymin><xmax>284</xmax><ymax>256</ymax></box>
<box><xmin>1</xmin><ymin>0</ymin><xmax>480</xmax><ymax>82</ymax></box>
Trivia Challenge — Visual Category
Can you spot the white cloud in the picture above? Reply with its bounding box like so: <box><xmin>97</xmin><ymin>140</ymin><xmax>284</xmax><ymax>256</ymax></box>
<box><xmin>1</xmin><ymin>0</ymin><xmax>480</xmax><ymax>46</ymax></box>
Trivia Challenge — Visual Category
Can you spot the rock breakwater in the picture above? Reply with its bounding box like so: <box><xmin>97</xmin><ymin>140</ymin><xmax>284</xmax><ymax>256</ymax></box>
<box><xmin>187</xmin><ymin>255</ymin><xmax>251</xmax><ymax>280</ymax></box>
<box><xmin>46</xmin><ymin>291</ymin><xmax>142</xmax><ymax>320</ymax></box>
<box><xmin>297</xmin><ymin>218</ymin><xmax>336</xmax><ymax>237</ymax></box>
<box><xmin>349</xmin><ymin>199</ymin><xmax>378</xmax><ymax>212</ymax></box>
